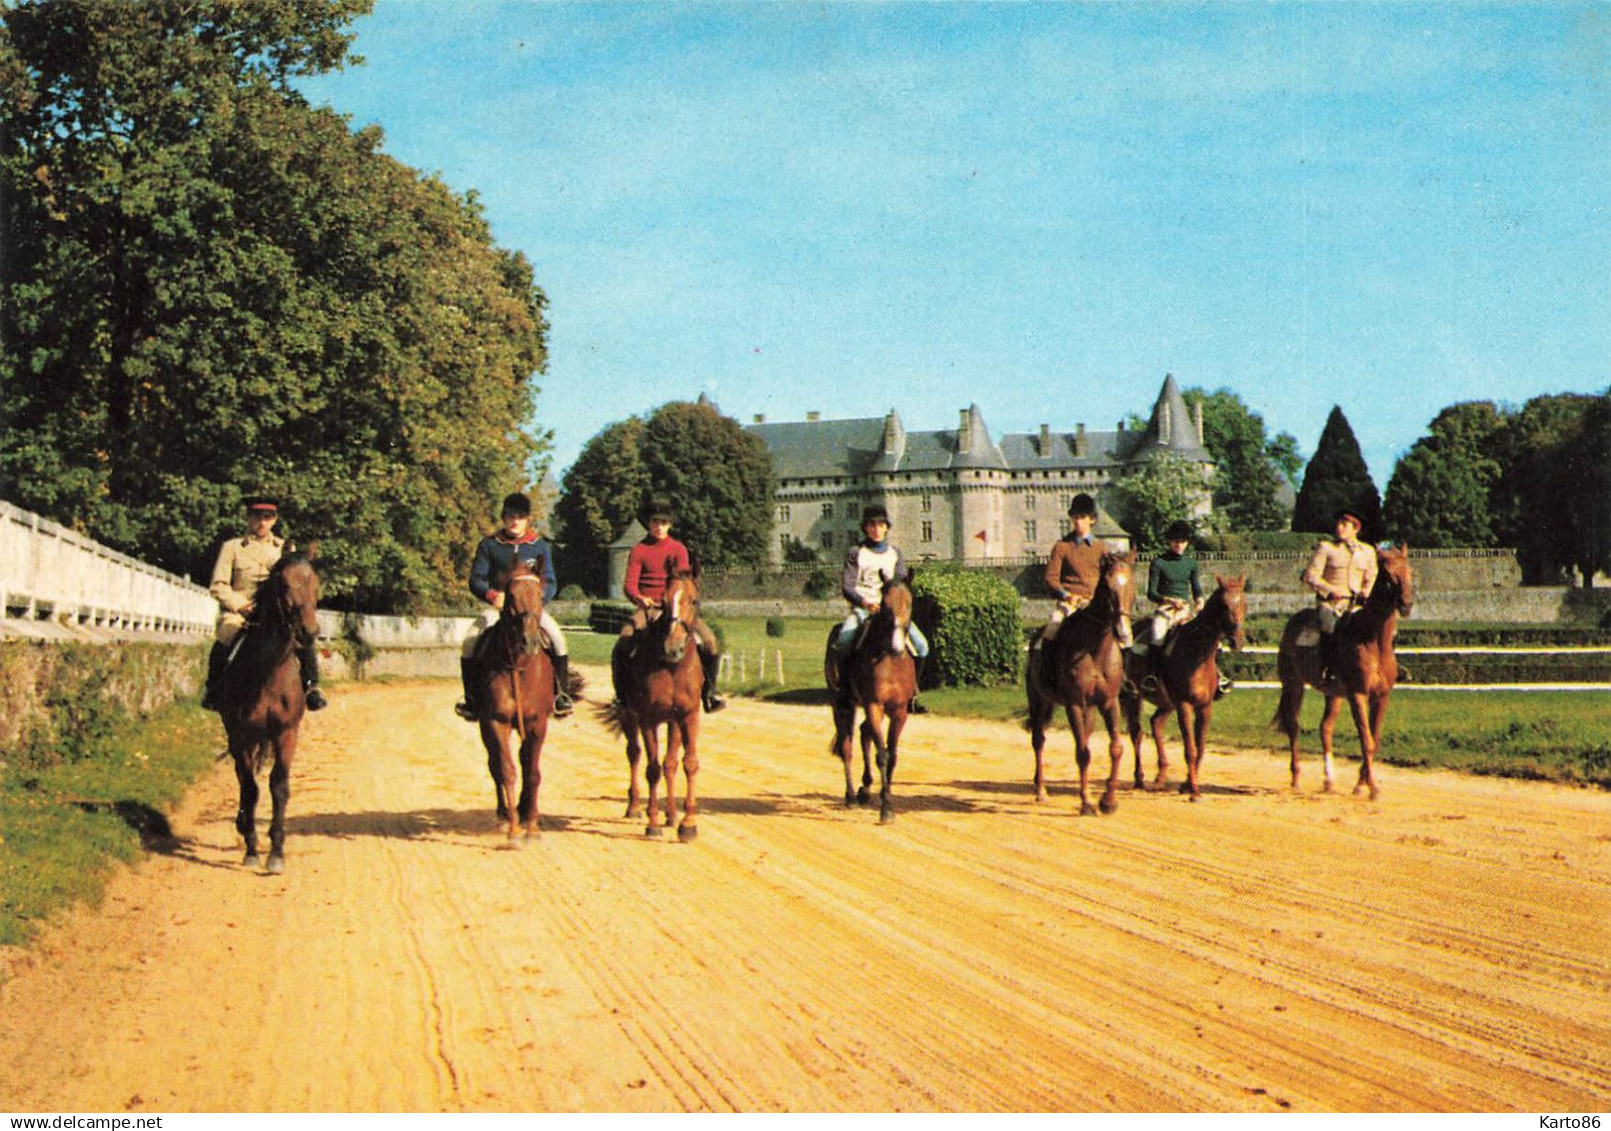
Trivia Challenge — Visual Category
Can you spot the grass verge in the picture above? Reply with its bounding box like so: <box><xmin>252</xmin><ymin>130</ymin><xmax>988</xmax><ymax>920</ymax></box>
<box><xmin>0</xmin><ymin>702</ymin><xmax>219</xmax><ymax>948</ymax></box>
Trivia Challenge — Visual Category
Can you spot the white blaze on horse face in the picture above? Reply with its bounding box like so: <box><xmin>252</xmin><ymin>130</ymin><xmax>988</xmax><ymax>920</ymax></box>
<box><xmin>892</xmin><ymin>624</ymin><xmax>908</xmax><ymax>656</ymax></box>
<box><xmin>670</xmin><ymin>588</ymin><xmax>681</xmax><ymax>621</ymax></box>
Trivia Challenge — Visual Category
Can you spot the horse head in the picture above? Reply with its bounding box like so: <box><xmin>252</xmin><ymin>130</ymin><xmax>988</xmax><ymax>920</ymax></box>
<box><xmin>267</xmin><ymin>552</ymin><xmax>321</xmax><ymax>649</ymax></box>
<box><xmin>501</xmin><ymin>560</ymin><xmax>547</xmax><ymax>656</ymax></box>
<box><xmin>1209</xmin><ymin>574</ymin><xmax>1248</xmax><ymax>652</ymax></box>
<box><xmin>1374</xmin><ymin>545</ymin><xmax>1414</xmax><ymax>618</ymax></box>
<box><xmin>660</xmin><ymin>570</ymin><xmax>700</xmax><ymax>666</ymax></box>
<box><xmin>868</xmin><ymin>576</ymin><xmax>914</xmax><ymax>658</ymax></box>
<box><xmin>1097</xmin><ymin>551</ymin><xmax>1136</xmax><ymax>647</ymax></box>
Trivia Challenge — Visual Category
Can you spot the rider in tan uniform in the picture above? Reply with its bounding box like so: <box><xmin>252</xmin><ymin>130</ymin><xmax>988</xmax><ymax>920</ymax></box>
<box><xmin>201</xmin><ymin>496</ymin><xmax>327</xmax><ymax>711</ymax></box>
<box><xmin>1302</xmin><ymin>508</ymin><xmax>1378</xmax><ymax>681</ymax></box>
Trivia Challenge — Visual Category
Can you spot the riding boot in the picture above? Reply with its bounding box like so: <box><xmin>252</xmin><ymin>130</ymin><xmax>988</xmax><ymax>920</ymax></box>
<box><xmin>200</xmin><ymin>642</ymin><xmax>229</xmax><ymax>711</ymax></box>
<box><xmin>610</xmin><ymin>639</ymin><xmax>629</xmax><ymax>707</ymax></box>
<box><xmin>700</xmin><ymin>650</ymin><xmax>726</xmax><ymax>712</ymax></box>
<box><xmin>1318</xmin><ymin>631</ymin><xmax>1336</xmax><ymax>684</ymax></box>
<box><xmin>552</xmin><ymin>654</ymin><xmax>574</xmax><ymax>717</ymax></box>
<box><xmin>455</xmin><ymin>657</ymin><xmax>480</xmax><ymax>721</ymax></box>
<box><xmin>909</xmin><ymin>654</ymin><xmax>929</xmax><ymax>714</ymax></box>
<box><xmin>298</xmin><ymin>644</ymin><xmax>327</xmax><ymax>710</ymax></box>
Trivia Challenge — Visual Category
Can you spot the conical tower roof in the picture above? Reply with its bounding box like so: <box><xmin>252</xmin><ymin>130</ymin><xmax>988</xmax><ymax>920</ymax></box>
<box><xmin>1133</xmin><ymin>373</ymin><xmax>1211</xmax><ymax>463</ymax></box>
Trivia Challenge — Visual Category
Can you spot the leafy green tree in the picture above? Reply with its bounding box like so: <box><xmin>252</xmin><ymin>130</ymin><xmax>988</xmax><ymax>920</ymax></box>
<box><xmin>0</xmin><ymin>0</ymin><xmax>548</xmax><ymax>612</ymax></box>
<box><xmin>1383</xmin><ymin>402</ymin><xmax>1508</xmax><ymax>547</ymax></box>
<box><xmin>1114</xmin><ymin>451</ymin><xmax>1208</xmax><ymax>552</ymax></box>
<box><xmin>1182</xmin><ymin>387</ymin><xmax>1299</xmax><ymax>531</ymax></box>
<box><xmin>553</xmin><ymin>418</ymin><xmax>649</xmax><ymax>595</ymax></box>
<box><xmin>1501</xmin><ymin>393</ymin><xmax>1607</xmax><ymax>586</ymax></box>
<box><xmin>639</xmin><ymin>399</ymin><xmax>774</xmax><ymax>569</ymax></box>
<box><xmin>1292</xmin><ymin>406</ymin><xmax>1382</xmax><ymax>541</ymax></box>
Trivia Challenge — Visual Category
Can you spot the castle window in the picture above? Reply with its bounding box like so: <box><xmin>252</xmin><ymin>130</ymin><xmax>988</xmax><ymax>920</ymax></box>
<box><xmin>1025</xmin><ymin>494</ymin><xmax>1036</xmax><ymax>511</ymax></box>
<box><xmin>1059</xmin><ymin>518</ymin><xmax>1071</xmax><ymax>537</ymax></box>
<box><xmin>821</xmin><ymin>531</ymin><xmax>835</xmax><ymax>549</ymax></box>
<box><xmin>777</xmin><ymin>504</ymin><xmax>791</xmax><ymax>523</ymax></box>
<box><xmin>920</xmin><ymin>494</ymin><xmax>933</xmax><ymax>513</ymax></box>
<box><xmin>1024</xmin><ymin>520</ymin><xmax>1038</xmax><ymax>544</ymax></box>
<box><xmin>921</xmin><ymin>521</ymin><xmax>933</xmax><ymax>543</ymax></box>
<box><xmin>822</xmin><ymin>502</ymin><xmax>834</xmax><ymax>518</ymax></box>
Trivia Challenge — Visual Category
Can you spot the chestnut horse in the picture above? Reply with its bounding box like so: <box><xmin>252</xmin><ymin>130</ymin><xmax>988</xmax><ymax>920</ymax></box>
<box><xmin>217</xmin><ymin>552</ymin><xmax>320</xmax><ymax>874</ymax></box>
<box><xmin>1274</xmin><ymin>545</ymin><xmax>1414</xmax><ymax>799</ymax></box>
<box><xmin>825</xmin><ymin>576</ymin><xmax>916</xmax><ymax>825</ymax></box>
<box><xmin>474</xmin><ymin>560</ymin><xmax>554</xmax><ymax>842</ymax></box>
<box><xmin>1122</xmin><ymin>575</ymin><xmax>1247</xmax><ymax>801</ymax></box>
<box><xmin>607</xmin><ymin>571</ymin><xmax>704</xmax><ymax>842</ymax></box>
<box><xmin>1026</xmin><ymin>552</ymin><xmax>1136</xmax><ymax>815</ymax></box>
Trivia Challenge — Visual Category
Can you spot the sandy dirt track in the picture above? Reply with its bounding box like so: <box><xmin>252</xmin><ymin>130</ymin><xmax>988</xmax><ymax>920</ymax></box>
<box><xmin>2</xmin><ymin>673</ymin><xmax>1609</xmax><ymax>1113</ymax></box>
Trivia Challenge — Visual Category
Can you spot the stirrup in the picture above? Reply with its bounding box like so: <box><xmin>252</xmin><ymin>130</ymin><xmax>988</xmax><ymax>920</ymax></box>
<box><xmin>304</xmin><ymin>685</ymin><xmax>328</xmax><ymax>711</ymax></box>
<box><xmin>1138</xmin><ymin>674</ymin><xmax>1159</xmax><ymax>694</ymax></box>
<box><xmin>553</xmin><ymin>692</ymin><xmax>574</xmax><ymax>718</ymax></box>
<box><xmin>454</xmin><ymin>701</ymin><xmax>478</xmax><ymax>721</ymax></box>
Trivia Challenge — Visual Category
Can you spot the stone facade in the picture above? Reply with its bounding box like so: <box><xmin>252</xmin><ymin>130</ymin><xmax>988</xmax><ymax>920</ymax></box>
<box><xmin>746</xmin><ymin>374</ymin><xmax>1213</xmax><ymax>565</ymax></box>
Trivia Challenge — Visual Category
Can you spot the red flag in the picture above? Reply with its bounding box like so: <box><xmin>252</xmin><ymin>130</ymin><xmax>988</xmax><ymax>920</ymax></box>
<box><xmin>975</xmin><ymin>530</ymin><xmax>988</xmax><ymax>543</ymax></box>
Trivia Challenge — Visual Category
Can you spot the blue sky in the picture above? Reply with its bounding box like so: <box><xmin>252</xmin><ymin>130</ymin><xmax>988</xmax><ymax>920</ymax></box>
<box><xmin>297</xmin><ymin>1</ymin><xmax>1610</xmax><ymax>491</ymax></box>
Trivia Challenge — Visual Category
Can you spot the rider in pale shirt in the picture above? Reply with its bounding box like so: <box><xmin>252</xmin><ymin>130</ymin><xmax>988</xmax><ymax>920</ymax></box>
<box><xmin>1302</xmin><ymin>507</ymin><xmax>1378</xmax><ymax>680</ymax></box>
<box><xmin>831</xmin><ymin>503</ymin><xmax>929</xmax><ymax>714</ymax></box>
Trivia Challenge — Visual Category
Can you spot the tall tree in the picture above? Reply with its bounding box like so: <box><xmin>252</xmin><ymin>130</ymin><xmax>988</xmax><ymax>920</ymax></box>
<box><xmin>1182</xmin><ymin>387</ymin><xmax>1299</xmax><ymax>531</ymax></box>
<box><xmin>1114</xmin><ymin>451</ymin><xmax>1209</xmax><ymax>552</ymax></box>
<box><xmin>0</xmin><ymin>0</ymin><xmax>548</xmax><ymax>612</ymax></box>
<box><xmin>553</xmin><ymin>417</ymin><xmax>649</xmax><ymax>595</ymax></box>
<box><xmin>639</xmin><ymin>399</ymin><xmax>774</xmax><ymax>570</ymax></box>
<box><xmin>1501</xmin><ymin>392</ymin><xmax>1607</xmax><ymax>586</ymax></box>
<box><xmin>1383</xmin><ymin>402</ymin><xmax>1508</xmax><ymax>547</ymax></box>
<box><xmin>1291</xmin><ymin>406</ymin><xmax>1382</xmax><ymax>540</ymax></box>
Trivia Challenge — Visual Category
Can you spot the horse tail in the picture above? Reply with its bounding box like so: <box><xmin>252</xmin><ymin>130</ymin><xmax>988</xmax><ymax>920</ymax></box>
<box><xmin>1271</xmin><ymin>681</ymin><xmax>1303</xmax><ymax>741</ymax></box>
<box><xmin>593</xmin><ymin>697</ymin><xmax>627</xmax><ymax>735</ymax></box>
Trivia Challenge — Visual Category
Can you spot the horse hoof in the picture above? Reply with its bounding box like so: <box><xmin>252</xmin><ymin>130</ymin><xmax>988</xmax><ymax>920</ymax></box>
<box><xmin>677</xmin><ymin>825</ymin><xmax>699</xmax><ymax>843</ymax></box>
<box><xmin>243</xmin><ymin>853</ymin><xmax>261</xmax><ymax>869</ymax></box>
<box><xmin>878</xmin><ymin>810</ymin><xmax>895</xmax><ymax>826</ymax></box>
<box><xmin>1322</xmin><ymin>780</ymin><xmax>1335</xmax><ymax>794</ymax></box>
<box><xmin>1099</xmin><ymin>796</ymin><xmax>1118</xmax><ymax>815</ymax></box>
<box><xmin>625</xmin><ymin>804</ymin><xmax>644</xmax><ymax>819</ymax></box>
<box><xmin>856</xmin><ymin>787</ymin><xmax>870</xmax><ymax>805</ymax></box>
<box><xmin>266</xmin><ymin>854</ymin><xmax>285</xmax><ymax>875</ymax></box>
<box><xmin>1079</xmin><ymin>802</ymin><xmax>1098</xmax><ymax>817</ymax></box>
<box><xmin>1178</xmin><ymin>782</ymin><xmax>1193</xmax><ymax>795</ymax></box>
<box><xmin>645</xmin><ymin>826</ymin><xmax>664</xmax><ymax>839</ymax></box>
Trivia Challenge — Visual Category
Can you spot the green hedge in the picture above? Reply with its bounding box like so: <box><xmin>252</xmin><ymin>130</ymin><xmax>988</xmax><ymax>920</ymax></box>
<box><xmin>911</xmin><ymin>567</ymin><xmax>1022</xmax><ymax>688</ymax></box>
<box><xmin>1220</xmin><ymin>650</ymin><xmax>1611</xmax><ymax>685</ymax></box>
<box><xmin>588</xmin><ymin>600</ymin><xmax>634</xmax><ymax>634</ymax></box>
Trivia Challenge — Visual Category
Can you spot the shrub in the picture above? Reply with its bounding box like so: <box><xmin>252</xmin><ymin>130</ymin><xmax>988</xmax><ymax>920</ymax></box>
<box><xmin>557</xmin><ymin>584</ymin><xmax>588</xmax><ymax>601</ymax></box>
<box><xmin>803</xmin><ymin>568</ymin><xmax>838</xmax><ymax>600</ymax></box>
<box><xmin>911</xmin><ymin>566</ymin><xmax>1022</xmax><ymax>688</ymax></box>
<box><xmin>765</xmin><ymin>616</ymin><xmax>786</xmax><ymax>638</ymax></box>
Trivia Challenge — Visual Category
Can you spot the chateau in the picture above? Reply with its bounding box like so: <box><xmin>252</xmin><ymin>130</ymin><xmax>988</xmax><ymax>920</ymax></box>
<box><xmin>746</xmin><ymin>373</ymin><xmax>1214</xmax><ymax>565</ymax></box>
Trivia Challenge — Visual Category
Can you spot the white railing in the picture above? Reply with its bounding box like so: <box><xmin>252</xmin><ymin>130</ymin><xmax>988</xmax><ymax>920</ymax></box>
<box><xmin>0</xmin><ymin>499</ymin><xmax>215</xmax><ymax>635</ymax></box>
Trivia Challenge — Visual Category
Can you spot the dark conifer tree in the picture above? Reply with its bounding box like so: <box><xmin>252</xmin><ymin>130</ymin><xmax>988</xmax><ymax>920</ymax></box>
<box><xmin>1291</xmin><ymin>406</ymin><xmax>1383</xmax><ymax>541</ymax></box>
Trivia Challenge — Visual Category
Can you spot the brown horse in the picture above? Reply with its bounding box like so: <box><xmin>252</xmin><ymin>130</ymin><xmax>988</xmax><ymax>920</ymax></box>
<box><xmin>217</xmin><ymin>551</ymin><xmax>320</xmax><ymax>874</ymax></box>
<box><xmin>826</xmin><ymin>576</ymin><xmax>917</xmax><ymax>824</ymax></box>
<box><xmin>1026</xmin><ymin>552</ymin><xmax>1137</xmax><ymax>815</ymax></box>
<box><xmin>474</xmin><ymin>560</ymin><xmax>554</xmax><ymax>842</ymax></box>
<box><xmin>608</xmin><ymin>570</ymin><xmax>704</xmax><ymax>842</ymax></box>
<box><xmin>1122</xmin><ymin>575</ymin><xmax>1247</xmax><ymax>801</ymax></box>
<box><xmin>1274</xmin><ymin>545</ymin><xmax>1414</xmax><ymax>799</ymax></box>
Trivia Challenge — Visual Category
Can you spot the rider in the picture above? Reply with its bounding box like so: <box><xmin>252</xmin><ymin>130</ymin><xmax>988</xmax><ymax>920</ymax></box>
<box><xmin>1132</xmin><ymin>518</ymin><xmax>1203</xmax><ymax>693</ymax></box>
<box><xmin>201</xmin><ymin>495</ymin><xmax>327</xmax><ymax>712</ymax></box>
<box><xmin>454</xmin><ymin>492</ymin><xmax>574</xmax><ymax>720</ymax></box>
<box><xmin>828</xmin><ymin>503</ymin><xmax>930</xmax><ymax>715</ymax></box>
<box><xmin>1302</xmin><ymin>507</ymin><xmax>1378</xmax><ymax>682</ymax></box>
<box><xmin>617</xmin><ymin>498</ymin><xmax>725</xmax><ymax>713</ymax></box>
<box><xmin>1032</xmin><ymin>493</ymin><xmax>1112</xmax><ymax>676</ymax></box>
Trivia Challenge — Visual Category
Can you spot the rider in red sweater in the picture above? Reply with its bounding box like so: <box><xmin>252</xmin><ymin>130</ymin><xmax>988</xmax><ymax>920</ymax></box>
<box><xmin>616</xmin><ymin>498</ymin><xmax>725</xmax><ymax>712</ymax></box>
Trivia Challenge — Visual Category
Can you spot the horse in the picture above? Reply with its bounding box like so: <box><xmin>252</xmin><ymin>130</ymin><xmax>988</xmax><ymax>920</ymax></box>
<box><xmin>825</xmin><ymin>576</ymin><xmax>917</xmax><ymax>825</ymax></box>
<box><xmin>1025</xmin><ymin>551</ymin><xmax>1137</xmax><ymax>815</ymax></box>
<box><xmin>217</xmin><ymin>551</ymin><xmax>320</xmax><ymax>874</ymax></box>
<box><xmin>473</xmin><ymin>559</ymin><xmax>555</xmax><ymax>842</ymax></box>
<box><xmin>1122</xmin><ymin>575</ymin><xmax>1247</xmax><ymax>801</ymax></box>
<box><xmin>606</xmin><ymin>570</ymin><xmax>705</xmax><ymax>842</ymax></box>
<box><xmin>1274</xmin><ymin>545</ymin><xmax>1414</xmax><ymax>799</ymax></box>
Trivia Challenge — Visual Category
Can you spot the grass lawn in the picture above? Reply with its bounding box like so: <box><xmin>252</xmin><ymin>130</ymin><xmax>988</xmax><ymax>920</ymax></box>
<box><xmin>0</xmin><ymin>703</ymin><xmax>218</xmax><ymax>947</ymax></box>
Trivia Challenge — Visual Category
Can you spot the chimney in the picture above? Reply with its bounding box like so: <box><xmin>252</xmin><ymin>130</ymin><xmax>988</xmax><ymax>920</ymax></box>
<box><xmin>1075</xmin><ymin>423</ymin><xmax>1087</xmax><ymax>457</ymax></box>
<box><xmin>753</xmin><ymin>413</ymin><xmax>765</xmax><ymax>424</ymax></box>
<box><xmin>1117</xmin><ymin>420</ymin><xmax>1126</xmax><ymax>433</ymax></box>
<box><xmin>1194</xmin><ymin>401</ymin><xmax>1204</xmax><ymax>445</ymax></box>
<box><xmin>1039</xmin><ymin>423</ymin><xmax>1051</xmax><ymax>455</ymax></box>
<box><xmin>958</xmin><ymin>408</ymin><xmax>971</xmax><ymax>449</ymax></box>
<box><xmin>806</xmin><ymin>411</ymin><xmax>821</xmax><ymax>422</ymax></box>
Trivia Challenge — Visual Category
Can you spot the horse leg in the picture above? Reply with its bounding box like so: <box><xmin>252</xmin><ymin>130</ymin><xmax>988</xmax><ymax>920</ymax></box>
<box><xmin>623</xmin><ymin>714</ymin><xmax>645</xmax><ymax>819</ymax></box>
<box><xmin>1149</xmin><ymin>706</ymin><xmax>1171</xmax><ymax>787</ymax></box>
<box><xmin>662</xmin><ymin>720</ymin><xmax>683</xmax><ymax>836</ymax></box>
<box><xmin>857</xmin><ymin>717</ymin><xmax>875</xmax><ymax>806</ymax></box>
<box><xmin>834</xmin><ymin>708</ymin><xmax>857</xmax><ymax>807</ymax></box>
<box><xmin>1349</xmin><ymin>691</ymin><xmax>1379</xmax><ymax>800</ymax></box>
<box><xmin>520</xmin><ymin>721</ymin><xmax>546</xmax><ymax>839</ymax></box>
<box><xmin>642</xmin><ymin>723</ymin><xmax>665</xmax><ymax>838</ymax></box>
<box><xmin>1066</xmin><ymin>704</ymin><xmax>1096</xmax><ymax>817</ymax></box>
<box><xmin>1028</xmin><ymin>690</ymin><xmax>1054</xmax><ymax>803</ymax></box>
<box><xmin>677</xmin><ymin>714</ymin><xmax>700</xmax><ymax>843</ymax></box>
<box><xmin>1123</xmin><ymin>693</ymin><xmax>1146</xmax><ymax>789</ymax></box>
<box><xmin>1098</xmin><ymin>703</ymin><xmax>1123</xmax><ymax>814</ymax></box>
<box><xmin>880</xmin><ymin>706</ymin><xmax>906</xmax><ymax>826</ymax></box>
<box><xmin>265</xmin><ymin>730</ymin><xmax>297</xmax><ymax>874</ymax></box>
<box><xmin>863</xmin><ymin>702</ymin><xmax>890</xmax><ymax>824</ymax></box>
<box><xmin>1175</xmin><ymin>703</ymin><xmax>1200</xmax><ymax>800</ymax></box>
<box><xmin>1278</xmin><ymin>678</ymin><xmax>1307</xmax><ymax>789</ymax></box>
<box><xmin>482</xmin><ymin>719</ymin><xmax>509</xmax><ymax>821</ymax></box>
<box><xmin>232</xmin><ymin>742</ymin><xmax>261</xmax><ymax>868</ymax></box>
<box><xmin>1318</xmin><ymin>695</ymin><xmax>1342</xmax><ymax>793</ymax></box>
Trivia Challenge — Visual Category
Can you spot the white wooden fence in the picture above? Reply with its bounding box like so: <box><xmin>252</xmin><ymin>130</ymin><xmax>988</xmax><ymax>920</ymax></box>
<box><xmin>0</xmin><ymin>499</ymin><xmax>214</xmax><ymax>635</ymax></box>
